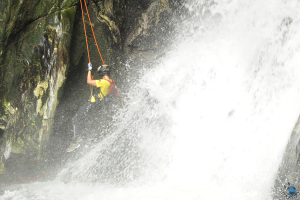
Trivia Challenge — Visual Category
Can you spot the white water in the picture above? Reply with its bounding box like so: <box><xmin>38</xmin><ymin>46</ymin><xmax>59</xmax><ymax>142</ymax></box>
<box><xmin>2</xmin><ymin>0</ymin><xmax>300</xmax><ymax>199</ymax></box>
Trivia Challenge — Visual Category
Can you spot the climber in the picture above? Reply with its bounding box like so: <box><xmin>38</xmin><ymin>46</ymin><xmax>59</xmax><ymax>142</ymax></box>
<box><xmin>87</xmin><ymin>63</ymin><xmax>119</xmax><ymax>102</ymax></box>
<box><xmin>65</xmin><ymin>63</ymin><xmax>119</xmax><ymax>153</ymax></box>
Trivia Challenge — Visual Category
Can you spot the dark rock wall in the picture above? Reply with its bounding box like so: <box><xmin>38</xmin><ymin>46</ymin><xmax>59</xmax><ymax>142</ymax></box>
<box><xmin>0</xmin><ymin>0</ymin><xmax>79</xmax><ymax>173</ymax></box>
<box><xmin>0</xmin><ymin>0</ymin><xmax>176</xmax><ymax>174</ymax></box>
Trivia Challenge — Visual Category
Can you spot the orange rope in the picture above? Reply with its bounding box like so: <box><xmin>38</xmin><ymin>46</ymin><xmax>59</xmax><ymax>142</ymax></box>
<box><xmin>0</xmin><ymin>170</ymin><xmax>61</xmax><ymax>187</ymax></box>
<box><xmin>79</xmin><ymin>0</ymin><xmax>90</xmax><ymax>63</ymax></box>
<box><xmin>80</xmin><ymin>0</ymin><xmax>105</xmax><ymax>65</ymax></box>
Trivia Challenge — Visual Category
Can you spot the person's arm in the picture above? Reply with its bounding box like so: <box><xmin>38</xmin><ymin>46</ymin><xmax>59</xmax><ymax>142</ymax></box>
<box><xmin>87</xmin><ymin>63</ymin><xmax>97</xmax><ymax>86</ymax></box>
<box><xmin>87</xmin><ymin>71</ymin><xmax>97</xmax><ymax>86</ymax></box>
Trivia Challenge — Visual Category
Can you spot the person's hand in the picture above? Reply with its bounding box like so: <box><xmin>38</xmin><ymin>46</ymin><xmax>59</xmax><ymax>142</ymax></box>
<box><xmin>88</xmin><ymin>63</ymin><xmax>92</xmax><ymax>71</ymax></box>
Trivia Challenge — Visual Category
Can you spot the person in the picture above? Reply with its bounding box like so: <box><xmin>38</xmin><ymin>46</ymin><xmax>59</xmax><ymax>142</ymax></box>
<box><xmin>87</xmin><ymin>63</ymin><xmax>119</xmax><ymax>102</ymax></box>
<box><xmin>66</xmin><ymin>63</ymin><xmax>119</xmax><ymax>152</ymax></box>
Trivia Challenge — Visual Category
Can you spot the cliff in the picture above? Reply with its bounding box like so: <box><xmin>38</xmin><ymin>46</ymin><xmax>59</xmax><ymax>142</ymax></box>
<box><xmin>0</xmin><ymin>0</ymin><xmax>176</xmax><ymax>175</ymax></box>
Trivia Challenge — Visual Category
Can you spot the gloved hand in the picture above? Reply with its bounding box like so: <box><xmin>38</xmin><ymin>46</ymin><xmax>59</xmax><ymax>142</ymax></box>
<box><xmin>88</xmin><ymin>63</ymin><xmax>92</xmax><ymax>71</ymax></box>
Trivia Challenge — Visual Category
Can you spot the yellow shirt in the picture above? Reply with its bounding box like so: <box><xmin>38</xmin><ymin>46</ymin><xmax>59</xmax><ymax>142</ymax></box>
<box><xmin>96</xmin><ymin>79</ymin><xmax>111</xmax><ymax>99</ymax></box>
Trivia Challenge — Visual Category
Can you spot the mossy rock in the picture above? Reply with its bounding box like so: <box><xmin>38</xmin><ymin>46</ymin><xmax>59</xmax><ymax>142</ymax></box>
<box><xmin>0</xmin><ymin>0</ymin><xmax>78</xmax><ymax>174</ymax></box>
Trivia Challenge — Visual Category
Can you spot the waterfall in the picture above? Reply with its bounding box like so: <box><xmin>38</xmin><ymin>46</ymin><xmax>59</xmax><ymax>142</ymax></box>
<box><xmin>2</xmin><ymin>0</ymin><xmax>300</xmax><ymax>199</ymax></box>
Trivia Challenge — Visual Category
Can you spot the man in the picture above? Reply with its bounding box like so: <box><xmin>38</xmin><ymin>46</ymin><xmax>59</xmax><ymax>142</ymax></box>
<box><xmin>87</xmin><ymin>63</ymin><xmax>119</xmax><ymax>101</ymax></box>
<box><xmin>66</xmin><ymin>63</ymin><xmax>119</xmax><ymax>152</ymax></box>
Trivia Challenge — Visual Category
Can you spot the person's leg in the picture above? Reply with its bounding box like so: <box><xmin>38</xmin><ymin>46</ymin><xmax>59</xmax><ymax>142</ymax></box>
<box><xmin>71</xmin><ymin>102</ymin><xmax>92</xmax><ymax>140</ymax></box>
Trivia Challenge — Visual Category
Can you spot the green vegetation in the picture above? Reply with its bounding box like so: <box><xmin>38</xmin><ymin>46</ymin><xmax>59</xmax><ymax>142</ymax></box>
<box><xmin>0</xmin><ymin>0</ymin><xmax>79</xmax><ymax>174</ymax></box>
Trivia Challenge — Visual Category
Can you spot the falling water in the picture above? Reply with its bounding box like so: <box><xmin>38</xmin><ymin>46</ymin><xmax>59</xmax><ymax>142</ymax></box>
<box><xmin>2</xmin><ymin>0</ymin><xmax>300</xmax><ymax>199</ymax></box>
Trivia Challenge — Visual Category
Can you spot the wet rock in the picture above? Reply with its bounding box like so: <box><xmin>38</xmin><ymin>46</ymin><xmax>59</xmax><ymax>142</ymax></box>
<box><xmin>0</xmin><ymin>0</ymin><xmax>78</xmax><ymax>174</ymax></box>
<box><xmin>0</xmin><ymin>0</ymin><xmax>177</xmax><ymax>175</ymax></box>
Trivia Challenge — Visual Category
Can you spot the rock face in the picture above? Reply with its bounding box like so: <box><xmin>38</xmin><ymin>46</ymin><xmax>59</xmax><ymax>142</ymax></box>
<box><xmin>0</xmin><ymin>0</ymin><xmax>176</xmax><ymax>175</ymax></box>
<box><xmin>0</xmin><ymin>0</ymin><xmax>78</xmax><ymax>174</ymax></box>
<box><xmin>272</xmin><ymin>117</ymin><xmax>300</xmax><ymax>199</ymax></box>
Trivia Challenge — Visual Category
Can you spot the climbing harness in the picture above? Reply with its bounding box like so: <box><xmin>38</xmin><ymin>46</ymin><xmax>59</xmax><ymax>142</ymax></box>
<box><xmin>93</xmin><ymin>79</ymin><xmax>119</xmax><ymax>102</ymax></box>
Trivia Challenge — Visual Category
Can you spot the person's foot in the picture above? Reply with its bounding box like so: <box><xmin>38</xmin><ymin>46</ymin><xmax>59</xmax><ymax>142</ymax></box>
<box><xmin>76</xmin><ymin>137</ymin><xmax>83</xmax><ymax>143</ymax></box>
<box><xmin>66</xmin><ymin>141</ymin><xmax>80</xmax><ymax>152</ymax></box>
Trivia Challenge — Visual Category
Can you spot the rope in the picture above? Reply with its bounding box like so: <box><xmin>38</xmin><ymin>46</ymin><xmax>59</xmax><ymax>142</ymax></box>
<box><xmin>0</xmin><ymin>170</ymin><xmax>61</xmax><ymax>187</ymax></box>
<box><xmin>80</xmin><ymin>0</ymin><xmax>105</xmax><ymax>65</ymax></box>
<box><xmin>79</xmin><ymin>0</ymin><xmax>90</xmax><ymax>63</ymax></box>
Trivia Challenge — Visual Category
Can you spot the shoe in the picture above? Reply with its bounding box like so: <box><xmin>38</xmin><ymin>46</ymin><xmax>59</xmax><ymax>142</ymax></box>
<box><xmin>76</xmin><ymin>137</ymin><xmax>83</xmax><ymax>143</ymax></box>
<box><xmin>66</xmin><ymin>141</ymin><xmax>80</xmax><ymax>152</ymax></box>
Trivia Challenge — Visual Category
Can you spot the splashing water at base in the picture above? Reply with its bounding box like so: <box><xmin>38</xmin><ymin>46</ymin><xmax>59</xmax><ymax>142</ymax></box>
<box><xmin>2</xmin><ymin>0</ymin><xmax>300</xmax><ymax>199</ymax></box>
